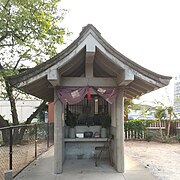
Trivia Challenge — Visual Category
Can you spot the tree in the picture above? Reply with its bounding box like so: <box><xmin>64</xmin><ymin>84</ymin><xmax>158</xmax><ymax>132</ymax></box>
<box><xmin>0</xmin><ymin>0</ymin><xmax>69</xmax><ymax>141</ymax></box>
<box><xmin>154</xmin><ymin>101</ymin><xmax>175</xmax><ymax>142</ymax></box>
<box><xmin>124</xmin><ymin>99</ymin><xmax>140</xmax><ymax>120</ymax></box>
<box><xmin>166</xmin><ymin>106</ymin><xmax>174</xmax><ymax>137</ymax></box>
<box><xmin>154</xmin><ymin>103</ymin><xmax>166</xmax><ymax>141</ymax></box>
<box><xmin>124</xmin><ymin>99</ymin><xmax>134</xmax><ymax>120</ymax></box>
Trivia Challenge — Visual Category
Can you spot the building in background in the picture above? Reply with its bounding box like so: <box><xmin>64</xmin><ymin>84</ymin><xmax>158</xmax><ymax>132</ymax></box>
<box><xmin>128</xmin><ymin>104</ymin><xmax>156</xmax><ymax>120</ymax></box>
<box><xmin>0</xmin><ymin>82</ymin><xmax>42</xmax><ymax>123</ymax></box>
<box><xmin>174</xmin><ymin>74</ymin><xmax>180</xmax><ymax>115</ymax></box>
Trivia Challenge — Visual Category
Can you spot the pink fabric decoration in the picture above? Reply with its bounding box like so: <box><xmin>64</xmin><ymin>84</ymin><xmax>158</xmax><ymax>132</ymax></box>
<box><xmin>92</xmin><ymin>87</ymin><xmax>118</xmax><ymax>104</ymax></box>
<box><xmin>87</xmin><ymin>87</ymin><xmax>91</xmax><ymax>102</ymax></box>
<box><xmin>56</xmin><ymin>87</ymin><xmax>87</xmax><ymax>105</ymax></box>
<box><xmin>56</xmin><ymin>87</ymin><xmax>118</xmax><ymax>105</ymax></box>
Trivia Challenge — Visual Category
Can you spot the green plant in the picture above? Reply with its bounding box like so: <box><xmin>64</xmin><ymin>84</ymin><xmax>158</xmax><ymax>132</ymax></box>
<box><xmin>65</xmin><ymin>112</ymin><xmax>79</xmax><ymax>128</ymax></box>
<box><xmin>100</xmin><ymin>114</ymin><xmax>111</xmax><ymax>128</ymax></box>
<box><xmin>124</xmin><ymin>120</ymin><xmax>146</xmax><ymax>132</ymax></box>
<box><xmin>176</xmin><ymin>134</ymin><xmax>180</xmax><ymax>142</ymax></box>
<box><xmin>145</xmin><ymin>131</ymin><xmax>153</xmax><ymax>142</ymax></box>
<box><xmin>0</xmin><ymin>140</ymin><xmax>4</xmax><ymax>146</ymax></box>
<box><xmin>0</xmin><ymin>0</ymin><xmax>69</xmax><ymax>141</ymax></box>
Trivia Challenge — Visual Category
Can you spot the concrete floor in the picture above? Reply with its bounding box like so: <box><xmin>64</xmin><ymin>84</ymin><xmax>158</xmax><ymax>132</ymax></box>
<box><xmin>14</xmin><ymin>146</ymin><xmax>156</xmax><ymax>180</ymax></box>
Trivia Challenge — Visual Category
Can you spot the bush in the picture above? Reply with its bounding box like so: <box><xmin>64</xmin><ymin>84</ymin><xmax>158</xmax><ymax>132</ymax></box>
<box><xmin>124</xmin><ymin>120</ymin><xmax>146</xmax><ymax>132</ymax></box>
<box><xmin>176</xmin><ymin>134</ymin><xmax>180</xmax><ymax>142</ymax></box>
<box><xmin>145</xmin><ymin>131</ymin><xmax>153</xmax><ymax>142</ymax></box>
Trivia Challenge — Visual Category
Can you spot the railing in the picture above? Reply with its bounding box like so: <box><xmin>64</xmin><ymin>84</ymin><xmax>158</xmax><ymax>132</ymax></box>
<box><xmin>125</xmin><ymin>130</ymin><xmax>145</xmax><ymax>140</ymax></box>
<box><xmin>0</xmin><ymin>123</ymin><xmax>54</xmax><ymax>179</ymax></box>
<box><xmin>146</xmin><ymin>121</ymin><xmax>166</xmax><ymax>129</ymax></box>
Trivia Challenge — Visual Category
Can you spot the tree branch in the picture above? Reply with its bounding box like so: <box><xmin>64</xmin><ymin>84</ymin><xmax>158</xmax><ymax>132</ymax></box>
<box><xmin>16</xmin><ymin>100</ymin><xmax>47</xmax><ymax>144</ymax></box>
<box><xmin>0</xmin><ymin>43</ymin><xmax>16</xmax><ymax>47</ymax></box>
<box><xmin>0</xmin><ymin>32</ymin><xmax>8</xmax><ymax>42</ymax></box>
<box><xmin>4</xmin><ymin>0</ymin><xmax>11</xmax><ymax>9</ymax></box>
<box><xmin>13</xmin><ymin>49</ymin><xmax>31</xmax><ymax>70</ymax></box>
<box><xmin>25</xmin><ymin>100</ymin><xmax>47</xmax><ymax>124</ymax></box>
<box><xmin>0</xmin><ymin>114</ymin><xmax>9</xmax><ymax>127</ymax></box>
<box><xmin>0</xmin><ymin>0</ymin><xmax>11</xmax><ymax>11</ymax></box>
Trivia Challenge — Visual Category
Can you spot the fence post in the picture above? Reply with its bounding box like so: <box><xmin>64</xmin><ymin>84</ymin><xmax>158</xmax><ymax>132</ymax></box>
<box><xmin>34</xmin><ymin>124</ymin><xmax>37</xmax><ymax>159</ymax></box>
<box><xmin>47</xmin><ymin>123</ymin><xmax>49</xmax><ymax>149</ymax></box>
<box><xmin>9</xmin><ymin>127</ymin><xmax>13</xmax><ymax>170</ymax></box>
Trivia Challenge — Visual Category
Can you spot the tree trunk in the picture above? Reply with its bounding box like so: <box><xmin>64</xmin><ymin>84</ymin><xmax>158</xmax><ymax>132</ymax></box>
<box><xmin>167</xmin><ymin>120</ymin><xmax>171</xmax><ymax>138</ymax></box>
<box><xmin>0</xmin><ymin>63</ymin><xmax>19</xmax><ymax>125</ymax></box>
<box><xmin>4</xmin><ymin>80</ymin><xmax>20</xmax><ymax>142</ymax></box>
<box><xmin>0</xmin><ymin>115</ymin><xmax>10</xmax><ymax>144</ymax></box>
<box><xmin>158</xmin><ymin>118</ymin><xmax>164</xmax><ymax>142</ymax></box>
<box><xmin>1</xmin><ymin>64</ymin><xmax>47</xmax><ymax>144</ymax></box>
<box><xmin>4</xmin><ymin>80</ymin><xmax>19</xmax><ymax>125</ymax></box>
<box><xmin>167</xmin><ymin>114</ymin><xmax>172</xmax><ymax>138</ymax></box>
<box><xmin>1</xmin><ymin>63</ymin><xmax>19</xmax><ymax>126</ymax></box>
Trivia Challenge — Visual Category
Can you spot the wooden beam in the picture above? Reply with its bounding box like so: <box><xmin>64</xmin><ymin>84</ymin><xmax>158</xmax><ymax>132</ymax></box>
<box><xmin>125</xmin><ymin>87</ymin><xmax>143</xmax><ymax>96</ymax></box>
<box><xmin>60</xmin><ymin>77</ymin><xmax>117</xmax><ymax>87</ymax></box>
<box><xmin>124</xmin><ymin>93</ymin><xmax>134</xmax><ymax>99</ymax></box>
<box><xmin>125</xmin><ymin>89</ymin><xmax>139</xmax><ymax>98</ymax></box>
<box><xmin>118</xmin><ymin>69</ymin><xmax>134</xmax><ymax>86</ymax></box>
<box><xmin>47</xmin><ymin>68</ymin><xmax>60</xmax><ymax>86</ymax></box>
<box><xmin>134</xmin><ymin>77</ymin><xmax>157</xmax><ymax>91</ymax></box>
<box><xmin>94</xmin><ymin>51</ymin><xmax>120</xmax><ymax>76</ymax></box>
<box><xmin>85</xmin><ymin>52</ymin><xmax>94</xmax><ymax>77</ymax></box>
<box><xmin>129</xmin><ymin>83</ymin><xmax>148</xmax><ymax>94</ymax></box>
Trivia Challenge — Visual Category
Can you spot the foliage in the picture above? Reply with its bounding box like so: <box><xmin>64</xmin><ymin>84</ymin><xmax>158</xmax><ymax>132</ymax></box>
<box><xmin>124</xmin><ymin>119</ymin><xmax>146</xmax><ymax>132</ymax></box>
<box><xmin>100</xmin><ymin>113</ymin><xmax>111</xmax><ymax>128</ymax></box>
<box><xmin>124</xmin><ymin>99</ymin><xmax>134</xmax><ymax>116</ymax></box>
<box><xmin>154</xmin><ymin>101</ymin><xmax>175</xmax><ymax>142</ymax></box>
<box><xmin>175</xmin><ymin>134</ymin><xmax>180</xmax><ymax>142</ymax></box>
<box><xmin>0</xmin><ymin>0</ymin><xmax>69</xmax><ymax>68</ymax></box>
<box><xmin>0</xmin><ymin>0</ymin><xmax>69</xmax><ymax>144</ymax></box>
<box><xmin>65</xmin><ymin>111</ymin><xmax>79</xmax><ymax>128</ymax></box>
<box><xmin>124</xmin><ymin>99</ymin><xmax>140</xmax><ymax>119</ymax></box>
<box><xmin>124</xmin><ymin>100</ymin><xmax>154</xmax><ymax>120</ymax></box>
<box><xmin>37</xmin><ymin>104</ymin><xmax>48</xmax><ymax>122</ymax></box>
<box><xmin>0</xmin><ymin>0</ymin><xmax>69</xmax><ymax>92</ymax></box>
<box><xmin>145</xmin><ymin>131</ymin><xmax>153</xmax><ymax>142</ymax></box>
<box><xmin>0</xmin><ymin>0</ymin><xmax>69</xmax><ymax>127</ymax></box>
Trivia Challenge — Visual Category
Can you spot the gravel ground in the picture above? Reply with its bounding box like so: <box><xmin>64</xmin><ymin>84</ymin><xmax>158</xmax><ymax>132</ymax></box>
<box><xmin>125</xmin><ymin>141</ymin><xmax>180</xmax><ymax>180</ymax></box>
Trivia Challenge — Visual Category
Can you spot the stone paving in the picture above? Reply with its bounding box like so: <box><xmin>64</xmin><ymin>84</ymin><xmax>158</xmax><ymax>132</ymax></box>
<box><xmin>14</xmin><ymin>146</ymin><xmax>156</xmax><ymax>180</ymax></box>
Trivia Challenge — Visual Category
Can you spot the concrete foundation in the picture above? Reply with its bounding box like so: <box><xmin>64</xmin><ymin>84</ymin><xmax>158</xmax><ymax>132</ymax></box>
<box><xmin>4</xmin><ymin>170</ymin><xmax>13</xmax><ymax>180</ymax></box>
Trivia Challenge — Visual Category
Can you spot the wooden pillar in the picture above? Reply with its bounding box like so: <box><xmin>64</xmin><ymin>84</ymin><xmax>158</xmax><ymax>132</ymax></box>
<box><xmin>111</xmin><ymin>99</ymin><xmax>117</xmax><ymax>167</ymax></box>
<box><xmin>54</xmin><ymin>88</ymin><xmax>63</xmax><ymax>174</ymax></box>
<box><xmin>116</xmin><ymin>88</ymin><xmax>124</xmax><ymax>172</ymax></box>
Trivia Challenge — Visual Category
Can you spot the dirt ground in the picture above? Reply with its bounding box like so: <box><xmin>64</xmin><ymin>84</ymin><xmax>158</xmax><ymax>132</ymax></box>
<box><xmin>125</xmin><ymin>141</ymin><xmax>180</xmax><ymax>180</ymax></box>
<box><xmin>0</xmin><ymin>142</ymin><xmax>48</xmax><ymax>180</ymax></box>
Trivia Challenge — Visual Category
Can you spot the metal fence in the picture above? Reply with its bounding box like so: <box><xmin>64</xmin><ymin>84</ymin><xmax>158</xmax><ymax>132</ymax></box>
<box><xmin>0</xmin><ymin>123</ymin><xmax>54</xmax><ymax>179</ymax></box>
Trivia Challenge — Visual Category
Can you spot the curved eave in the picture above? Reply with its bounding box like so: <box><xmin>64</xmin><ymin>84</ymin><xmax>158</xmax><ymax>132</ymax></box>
<box><xmin>7</xmin><ymin>36</ymin><xmax>87</xmax><ymax>86</ymax></box>
<box><xmin>93</xmin><ymin>32</ymin><xmax>171</xmax><ymax>87</ymax></box>
<box><xmin>6</xmin><ymin>24</ymin><xmax>172</xmax><ymax>102</ymax></box>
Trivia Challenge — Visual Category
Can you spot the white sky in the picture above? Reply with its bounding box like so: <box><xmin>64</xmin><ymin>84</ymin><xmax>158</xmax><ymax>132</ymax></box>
<box><xmin>60</xmin><ymin>0</ymin><xmax>180</xmax><ymax>106</ymax></box>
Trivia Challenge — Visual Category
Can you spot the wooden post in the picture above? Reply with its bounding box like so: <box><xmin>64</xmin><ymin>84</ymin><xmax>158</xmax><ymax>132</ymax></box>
<box><xmin>116</xmin><ymin>88</ymin><xmax>124</xmax><ymax>172</ymax></box>
<box><xmin>54</xmin><ymin>88</ymin><xmax>63</xmax><ymax>174</ymax></box>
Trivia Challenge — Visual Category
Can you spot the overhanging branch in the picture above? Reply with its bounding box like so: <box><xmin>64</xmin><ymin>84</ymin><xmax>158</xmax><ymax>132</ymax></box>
<box><xmin>25</xmin><ymin>100</ymin><xmax>47</xmax><ymax>124</ymax></box>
